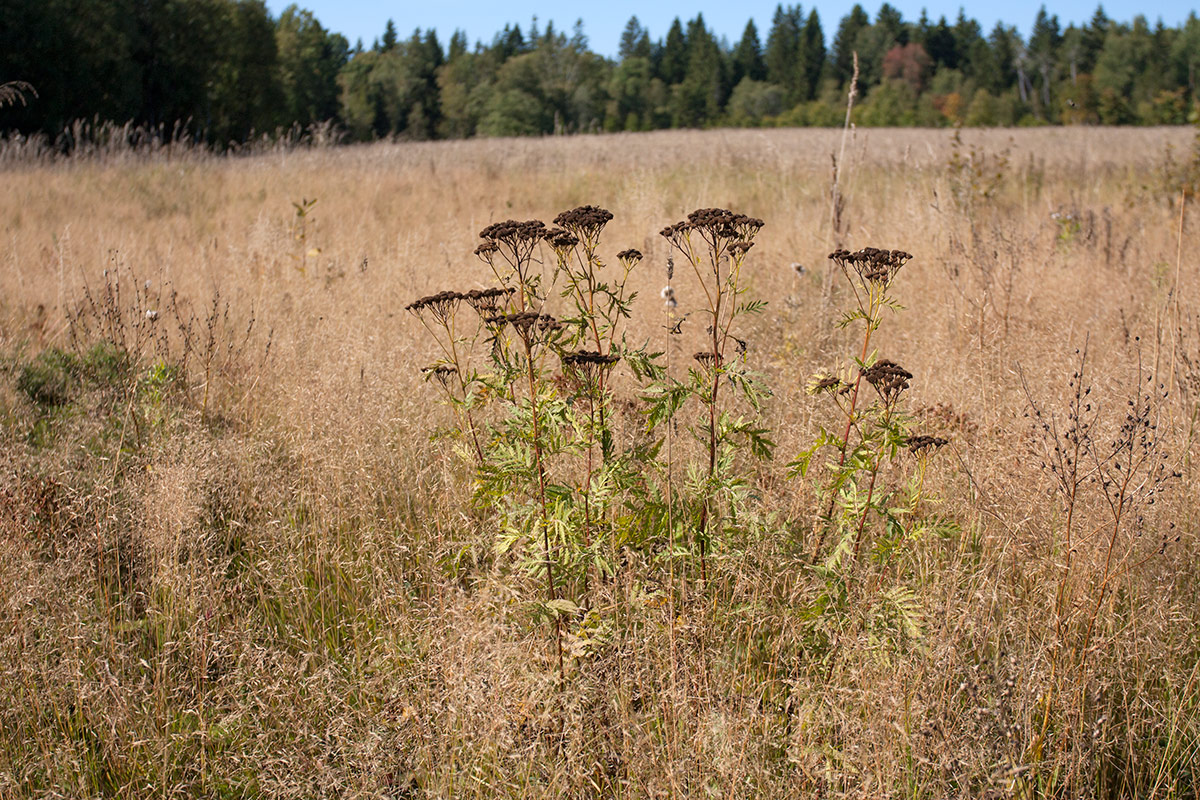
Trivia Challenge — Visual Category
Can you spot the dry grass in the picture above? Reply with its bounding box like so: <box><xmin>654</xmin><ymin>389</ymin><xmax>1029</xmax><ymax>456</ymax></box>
<box><xmin>1</xmin><ymin>126</ymin><xmax>1198</xmax><ymax>798</ymax></box>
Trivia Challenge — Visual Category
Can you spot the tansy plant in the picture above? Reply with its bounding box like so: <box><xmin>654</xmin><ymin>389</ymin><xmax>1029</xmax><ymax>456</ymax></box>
<box><xmin>790</xmin><ymin>247</ymin><xmax>953</xmax><ymax>649</ymax></box>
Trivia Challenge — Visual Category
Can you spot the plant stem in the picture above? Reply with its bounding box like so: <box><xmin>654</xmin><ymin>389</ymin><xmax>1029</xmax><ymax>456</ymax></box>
<box><xmin>525</xmin><ymin>339</ymin><xmax>563</xmax><ymax>685</ymax></box>
<box><xmin>812</xmin><ymin>311</ymin><xmax>876</xmax><ymax>561</ymax></box>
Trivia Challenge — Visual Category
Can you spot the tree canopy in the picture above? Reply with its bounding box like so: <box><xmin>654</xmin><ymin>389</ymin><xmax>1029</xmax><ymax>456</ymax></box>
<box><xmin>2</xmin><ymin>1</ymin><xmax>1197</xmax><ymax>146</ymax></box>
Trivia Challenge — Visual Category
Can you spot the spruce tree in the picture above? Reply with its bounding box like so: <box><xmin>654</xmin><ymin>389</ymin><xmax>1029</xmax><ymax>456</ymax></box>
<box><xmin>832</xmin><ymin>5</ymin><xmax>871</xmax><ymax>83</ymax></box>
<box><xmin>766</xmin><ymin>4</ymin><xmax>802</xmax><ymax>101</ymax></box>
<box><xmin>733</xmin><ymin>20</ymin><xmax>766</xmax><ymax>84</ymax></box>
<box><xmin>660</xmin><ymin>18</ymin><xmax>688</xmax><ymax>84</ymax></box>
<box><xmin>619</xmin><ymin>16</ymin><xmax>651</xmax><ymax>60</ymax></box>
<box><xmin>800</xmin><ymin>10</ymin><xmax>825</xmax><ymax>100</ymax></box>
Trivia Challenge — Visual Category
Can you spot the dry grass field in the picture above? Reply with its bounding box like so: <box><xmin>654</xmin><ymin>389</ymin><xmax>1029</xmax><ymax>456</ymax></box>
<box><xmin>1</xmin><ymin>126</ymin><xmax>1198</xmax><ymax>798</ymax></box>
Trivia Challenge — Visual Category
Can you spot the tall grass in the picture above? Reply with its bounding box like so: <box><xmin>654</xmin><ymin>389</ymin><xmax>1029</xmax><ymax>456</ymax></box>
<box><xmin>0</xmin><ymin>126</ymin><xmax>1197</xmax><ymax>798</ymax></box>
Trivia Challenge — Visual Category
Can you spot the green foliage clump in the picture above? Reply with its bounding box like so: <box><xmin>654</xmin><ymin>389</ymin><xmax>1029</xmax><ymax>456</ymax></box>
<box><xmin>407</xmin><ymin>206</ymin><xmax>776</xmax><ymax>682</ymax></box>
<box><xmin>790</xmin><ymin>247</ymin><xmax>953</xmax><ymax>654</ymax></box>
<box><xmin>17</xmin><ymin>348</ymin><xmax>79</xmax><ymax>408</ymax></box>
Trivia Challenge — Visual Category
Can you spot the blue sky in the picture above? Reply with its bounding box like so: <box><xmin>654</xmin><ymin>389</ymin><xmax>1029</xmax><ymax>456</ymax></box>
<box><xmin>266</xmin><ymin>1</ymin><xmax>1196</xmax><ymax>56</ymax></box>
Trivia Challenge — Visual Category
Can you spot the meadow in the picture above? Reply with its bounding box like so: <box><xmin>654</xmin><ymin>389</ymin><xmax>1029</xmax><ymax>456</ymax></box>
<box><xmin>0</xmin><ymin>125</ymin><xmax>1198</xmax><ymax>798</ymax></box>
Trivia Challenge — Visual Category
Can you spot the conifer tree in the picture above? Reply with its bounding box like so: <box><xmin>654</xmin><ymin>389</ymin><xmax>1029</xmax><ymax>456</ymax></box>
<box><xmin>732</xmin><ymin>20</ymin><xmax>766</xmax><ymax>84</ymax></box>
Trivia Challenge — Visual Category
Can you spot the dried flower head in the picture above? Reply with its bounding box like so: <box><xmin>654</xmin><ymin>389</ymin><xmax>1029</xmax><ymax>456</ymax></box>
<box><xmin>474</xmin><ymin>241</ymin><xmax>499</xmax><ymax>263</ymax></box>
<box><xmin>907</xmin><ymin>435</ymin><xmax>949</xmax><ymax>455</ymax></box>
<box><xmin>477</xmin><ymin>220</ymin><xmax>547</xmax><ymax>270</ymax></box>
<box><xmin>406</xmin><ymin>290</ymin><xmax>464</xmax><ymax>325</ymax></box>
<box><xmin>562</xmin><ymin>349</ymin><xmax>620</xmax><ymax>368</ymax></box>
<box><xmin>861</xmin><ymin>359</ymin><xmax>912</xmax><ymax>404</ymax></box>
<box><xmin>544</xmin><ymin>227</ymin><xmax>580</xmax><ymax>257</ymax></box>
<box><xmin>829</xmin><ymin>247</ymin><xmax>912</xmax><ymax>286</ymax></box>
<box><xmin>616</xmin><ymin>248</ymin><xmax>643</xmax><ymax>266</ymax></box>
<box><xmin>553</xmin><ymin>205</ymin><xmax>613</xmax><ymax>242</ymax></box>
<box><xmin>562</xmin><ymin>349</ymin><xmax>621</xmax><ymax>384</ymax></box>
<box><xmin>486</xmin><ymin>311</ymin><xmax>563</xmax><ymax>345</ymax></box>
<box><xmin>659</xmin><ymin>221</ymin><xmax>692</xmax><ymax>250</ymax></box>
<box><xmin>479</xmin><ymin>219</ymin><xmax>547</xmax><ymax>246</ymax></box>
<box><xmin>694</xmin><ymin>351</ymin><xmax>719</xmax><ymax>368</ymax></box>
<box><xmin>808</xmin><ymin>373</ymin><xmax>850</xmax><ymax>395</ymax></box>
<box><xmin>661</xmin><ymin>208</ymin><xmax>764</xmax><ymax>257</ymax></box>
<box><xmin>687</xmin><ymin>208</ymin><xmax>764</xmax><ymax>242</ymax></box>
<box><xmin>463</xmin><ymin>287</ymin><xmax>515</xmax><ymax>318</ymax></box>
<box><xmin>421</xmin><ymin>364</ymin><xmax>456</xmax><ymax>388</ymax></box>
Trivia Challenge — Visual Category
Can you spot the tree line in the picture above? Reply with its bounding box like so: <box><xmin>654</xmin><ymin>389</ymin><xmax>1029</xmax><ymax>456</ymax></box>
<box><xmin>2</xmin><ymin>0</ymin><xmax>1199</xmax><ymax>145</ymax></box>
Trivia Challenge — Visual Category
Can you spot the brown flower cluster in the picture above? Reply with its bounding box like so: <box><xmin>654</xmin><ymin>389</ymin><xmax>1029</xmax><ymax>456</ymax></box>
<box><xmin>907</xmin><ymin>435</ymin><xmax>949</xmax><ymax>454</ymax></box>
<box><xmin>694</xmin><ymin>351</ymin><xmax>719</xmax><ymax>367</ymax></box>
<box><xmin>463</xmin><ymin>287</ymin><xmax>515</xmax><ymax>317</ymax></box>
<box><xmin>660</xmin><ymin>207</ymin><xmax>765</xmax><ymax>250</ymax></box>
<box><xmin>474</xmin><ymin>241</ymin><xmax>499</xmax><ymax>260</ymax></box>
<box><xmin>485</xmin><ymin>311</ymin><xmax>563</xmax><ymax>342</ymax></box>
<box><xmin>405</xmin><ymin>290</ymin><xmax>464</xmax><ymax>324</ymax></box>
<box><xmin>861</xmin><ymin>359</ymin><xmax>912</xmax><ymax>404</ymax></box>
<box><xmin>421</xmin><ymin>364</ymin><xmax>456</xmax><ymax>388</ymax></box>
<box><xmin>616</xmin><ymin>248</ymin><xmax>642</xmax><ymax>265</ymax></box>
<box><xmin>809</xmin><ymin>374</ymin><xmax>852</xmax><ymax>395</ymax></box>
<box><xmin>562</xmin><ymin>350</ymin><xmax>621</xmax><ymax>382</ymax></box>
<box><xmin>544</xmin><ymin>227</ymin><xmax>580</xmax><ymax>253</ymax></box>
<box><xmin>479</xmin><ymin>219</ymin><xmax>548</xmax><ymax>245</ymax></box>
<box><xmin>829</xmin><ymin>247</ymin><xmax>912</xmax><ymax>285</ymax></box>
<box><xmin>552</xmin><ymin>205</ymin><xmax>613</xmax><ymax>241</ymax></box>
<box><xmin>562</xmin><ymin>349</ymin><xmax>620</xmax><ymax>368</ymax></box>
<box><xmin>476</xmin><ymin>219</ymin><xmax>547</xmax><ymax>265</ymax></box>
